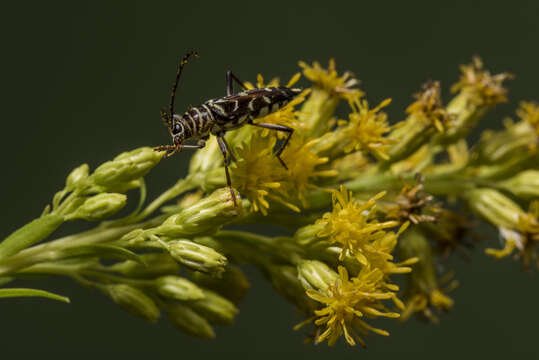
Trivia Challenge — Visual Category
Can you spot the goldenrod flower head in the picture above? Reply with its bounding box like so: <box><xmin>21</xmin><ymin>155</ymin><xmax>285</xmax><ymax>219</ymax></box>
<box><xmin>281</xmin><ymin>136</ymin><xmax>339</xmax><ymax>206</ymax></box>
<box><xmin>303</xmin><ymin>266</ymin><xmax>399</xmax><ymax>346</ymax></box>
<box><xmin>339</xmin><ymin>98</ymin><xmax>394</xmax><ymax>160</ymax></box>
<box><xmin>450</xmin><ymin>56</ymin><xmax>513</xmax><ymax>106</ymax></box>
<box><xmin>232</xmin><ymin>133</ymin><xmax>298</xmax><ymax>215</ymax></box>
<box><xmin>299</xmin><ymin>59</ymin><xmax>363</xmax><ymax>104</ymax></box>
<box><xmin>316</xmin><ymin>186</ymin><xmax>399</xmax><ymax>265</ymax></box>
<box><xmin>365</xmin><ymin>222</ymin><xmax>418</xmax><ymax>276</ymax></box>
<box><xmin>406</xmin><ymin>81</ymin><xmax>450</xmax><ymax>132</ymax></box>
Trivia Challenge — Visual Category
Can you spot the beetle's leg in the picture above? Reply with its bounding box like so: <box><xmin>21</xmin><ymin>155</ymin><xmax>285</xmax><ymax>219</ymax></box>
<box><xmin>216</xmin><ymin>134</ymin><xmax>237</xmax><ymax>206</ymax></box>
<box><xmin>226</xmin><ymin>71</ymin><xmax>248</xmax><ymax>96</ymax></box>
<box><xmin>248</xmin><ymin>121</ymin><xmax>294</xmax><ymax>170</ymax></box>
<box><xmin>154</xmin><ymin>141</ymin><xmax>205</xmax><ymax>157</ymax></box>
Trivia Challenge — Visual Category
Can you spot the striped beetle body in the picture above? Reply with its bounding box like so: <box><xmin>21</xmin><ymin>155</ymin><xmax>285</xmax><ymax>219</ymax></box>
<box><xmin>155</xmin><ymin>51</ymin><xmax>301</xmax><ymax>205</ymax></box>
<box><xmin>173</xmin><ymin>87</ymin><xmax>301</xmax><ymax>142</ymax></box>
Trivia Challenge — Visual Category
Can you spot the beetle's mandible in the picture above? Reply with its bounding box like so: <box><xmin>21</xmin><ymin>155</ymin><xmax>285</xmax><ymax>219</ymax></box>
<box><xmin>155</xmin><ymin>51</ymin><xmax>302</xmax><ymax>205</ymax></box>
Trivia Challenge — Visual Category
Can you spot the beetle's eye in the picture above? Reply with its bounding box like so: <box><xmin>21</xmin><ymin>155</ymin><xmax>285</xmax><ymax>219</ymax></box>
<box><xmin>173</xmin><ymin>123</ymin><xmax>182</xmax><ymax>135</ymax></box>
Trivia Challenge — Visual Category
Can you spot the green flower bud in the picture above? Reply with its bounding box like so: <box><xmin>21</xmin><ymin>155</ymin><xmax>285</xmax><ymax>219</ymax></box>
<box><xmin>66</xmin><ymin>164</ymin><xmax>89</xmax><ymax>189</ymax></box>
<box><xmin>189</xmin><ymin>166</ymin><xmax>228</xmax><ymax>192</ymax></box>
<box><xmin>465</xmin><ymin>188</ymin><xmax>525</xmax><ymax>229</ymax></box>
<box><xmin>297</xmin><ymin>260</ymin><xmax>338</xmax><ymax>292</ymax></box>
<box><xmin>167</xmin><ymin>304</ymin><xmax>215</xmax><ymax>339</ymax></box>
<box><xmin>383</xmin><ymin>117</ymin><xmax>435</xmax><ymax>166</ymax></box>
<box><xmin>188</xmin><ymin>137</ymin><xmax>222</xmax><ymax>174</ymax></box>
<box><xmin>189</xmin><ymin>265</ymin><xmax>250</xmax><ymax>304</ymax></box>
<box><xmin>106</xmin><ymin>284</ymin><xmax>160</xmax><ymax>322</ymax></box>
<box><xmin>67</xmin><ymin>193</ymin><xmax>126</xmax><ymax>221</ymax></box>
<box><xmin>153</xmin><ymin>188</ymin><xmax>241</xmax><ymax>237</ymax></box>
<box><xmin>108</xmin><ymin>253</ymin><xmax>180</xmax><ymax>278</ymax></box>
<box><xmin>294</xmin><ymin>223</ymin><xmax>324</xmax><ymax>246</ymax></box>
<box><xmin>498</xmin><ymin>170</ymin><xmax>539</xmax><ymax>200</ymax></box>
<box><xmin>155</xmin><ymin>276</ymin><xmax>204</xmax><ymax>301</ymax></box>
<box><xmin>92</xmin><ymin>147</ymin><xmax>163</xmax><ymax>188</ymax></box>
<box><xmin>166</xmin><ymin>240</ymin><xmax>227</xmax><ymax>277</ymax></box>
<box><xmin>268</xmin><ymin>265</ymin><xmax>317</xmax><ymax>313</ymax></box>
<box><xmin>398</xmin><ymin>229</ymin><xmax>437</xmax><ymax>292</ymax></box>
<box><xmin>473</xmin><ymin>121</ymin><xmax>537</xmax><ymax>164</ymax></box>
<box><xmin>190</xmin><ymin>289</ymin><xmax>238</xmax><ymax>325</ymax></box>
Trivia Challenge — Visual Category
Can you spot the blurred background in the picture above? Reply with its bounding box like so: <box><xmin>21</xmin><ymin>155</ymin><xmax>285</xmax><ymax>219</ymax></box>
<box><xmin>1</xmin><ymin>0</ymin><xmax>538</xmax><ymax>358</ymax></box>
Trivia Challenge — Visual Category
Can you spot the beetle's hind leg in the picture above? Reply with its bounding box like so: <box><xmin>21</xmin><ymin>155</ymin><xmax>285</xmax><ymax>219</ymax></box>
<box><xmin>248</xmin><ymin>121</ymin><xmax>294</xmax><ymax>170</ymax></box>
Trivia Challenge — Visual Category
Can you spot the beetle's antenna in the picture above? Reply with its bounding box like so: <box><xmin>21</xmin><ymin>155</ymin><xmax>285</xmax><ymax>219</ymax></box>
<box><xmin>168</xmin><ymin>50</ymin><xmax>199</xmax><ymax>128</ymax></box>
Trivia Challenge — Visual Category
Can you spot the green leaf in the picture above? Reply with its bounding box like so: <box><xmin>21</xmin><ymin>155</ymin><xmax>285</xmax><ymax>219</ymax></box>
<box><xmin>61</xmin><ymin>244</ymin><xmax>146</xmax><ymax>265</ymax></box>
<box><xmin>0</xmin><ymin>288</ymin><xmax>70</xmax><ymax>303</ymax></box>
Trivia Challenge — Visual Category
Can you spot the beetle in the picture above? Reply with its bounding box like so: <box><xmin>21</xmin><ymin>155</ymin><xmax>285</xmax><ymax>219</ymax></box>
<box><xmin>155</xmin><ymin>51</ymin><xmax>302</xmax><ymax>205</ymax></box>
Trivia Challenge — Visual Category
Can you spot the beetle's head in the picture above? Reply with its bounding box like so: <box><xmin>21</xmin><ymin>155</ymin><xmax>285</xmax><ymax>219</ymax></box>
<box><xmin>155</xmin><ymin>110</ymin><xmax>184</xmax><ymax>157</ymax></box>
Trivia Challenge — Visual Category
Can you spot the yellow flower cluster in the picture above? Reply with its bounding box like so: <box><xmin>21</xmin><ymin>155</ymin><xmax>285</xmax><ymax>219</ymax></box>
<box><xmin>299</xmin><ymin>58</ymin><xmax>363</xmax><ymax>104</ymax></box>
<box><xmin>305</xmin><ymin>266</ymin><xmax>399</xmax><ymax>347</ymax></box>
<box><xmin>338</xmin><ymin>98</ymin><xmax>394</xmax><ymax>160</ymax></box>
<box><xmin>298</xmin><ymin>186</ymin><xmax>416</xmax><ymax>346</ymax></box>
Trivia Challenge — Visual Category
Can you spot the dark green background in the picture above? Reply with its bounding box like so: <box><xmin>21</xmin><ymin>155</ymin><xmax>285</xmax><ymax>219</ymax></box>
<box><xmin>1</xmin><ymin>1</ymin><xmax>538</xmax><ymax>358</ymax></box>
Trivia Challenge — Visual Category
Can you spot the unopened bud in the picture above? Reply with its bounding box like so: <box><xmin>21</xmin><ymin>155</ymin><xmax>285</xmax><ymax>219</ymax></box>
<box><xmin>92</xmin><ymin>147</ymin><xmax>163</xmax><ymax>188</ymax></box>
<box><xmin>167</xmin><ymin>240</ymin><xmax>227</xmax><ymax>276</ymax></box>
<box><xmin>190</xmin><ymin>289</ymin><xmax>238</xmax><ymax>325</ymax></box>
<box><xmin>268</xmin><ymin>265</ymin><xmax>317</xmax><ymax>312</ymax></box>
<box><xmin>188</xmin><ymin>137</ymin><xmax>222</xmax><ymax>174</ymax></box>
<box><xmin>67</xmin><ymin>193</ymin><xmax>126</xmax><ymax>221</ymax></box>
<box><xmin>66</xmin><ymin>164</ymin><xmax>89</xmax><ymax>189</ymax></box>
<box><xmin>167</xmin><ymin>304</ymin><xmax>215</xmax><ymax>339</ymax></box>
<box><xmin>297</xmin><ymin>260</ymin><xmax>338</xmax><ymax>292</ymax></box>
<box><xmin>498</xmin><ymin>170</ymin><xmax>539</xmax><ymax>200</ymax></box>
<box><xmin>294</xmin><ymin>223</ymin><xmax>324</xmax><ymax>246</ymax></box>
<box><xmin>189</xmin><ymin>265</ymin><xmax>250</xmax><ymax>304</ymax></box>
<box><xmin>155</xmin><ymin>276</ymin><xmax>204</xmax><ymax>301</ymax></box>
<box><xmin>108</xmin><ymin>253</ymin><xmax>180</xmax><ymax>278</ymax></box>
<box><xmin>154</xmin><ymin>188</ymin><xmax>241</xmax><ymax>237</ymax></box>
<box><xmin>106</xmin><ymin>284</ymin><xmax>160</xmax><ymax>322</ymax></box>
<box><xmin>465</xmin><ymin>188</ymin><xmax>525</xmax><ymax>229</ymax></box>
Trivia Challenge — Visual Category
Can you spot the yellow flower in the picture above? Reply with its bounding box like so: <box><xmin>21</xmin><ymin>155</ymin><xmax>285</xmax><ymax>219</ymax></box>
<box><xmin>450</xmin><ymin>56</ymin><xmax>513</xmax><ymax>106</ymax></box>
<box><xmin>302</xmin><ymin>266</ymin><xmax>399</xmax><ymax>347</ymax></box>
<box><xmin>231</xmin><ymin>133</ymin><xmax>299</xmax><ymax>215</ymax></box>
<box><xmin>339</xmin><ymin>98</ymin><xmax>394</xmax><ymax>160</ymax></box>
<box><xmin>316</xmin><ymin>186</ymin><xmax>400</xmax><ymax>265</ymax></box>
<box><xmin>299</xmin><ymin>59</ymin><xmax>363</xmax><ymax>104</ymax></box>
<box><xmin>406</xmin><ymin>81</ymin><xmax>451</xmax><ymax>132</ymax></box>
<box><xmin>280</xmin><ymin>136</ymin><xmax>338</xmax><ymax>206</ymax></box>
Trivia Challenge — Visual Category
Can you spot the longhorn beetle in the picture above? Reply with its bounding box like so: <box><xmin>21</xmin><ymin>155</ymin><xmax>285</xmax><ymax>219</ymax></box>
<box><xmin>155</xmin><ymin>51</ymin><xmax>302</xmax><ymax>205</ymax></box>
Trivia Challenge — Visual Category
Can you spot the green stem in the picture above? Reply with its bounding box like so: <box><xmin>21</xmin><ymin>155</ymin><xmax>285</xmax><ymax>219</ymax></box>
<box><xmin>0</xmin><ymin>215</ymin><xmax>166</xmax><ymax>277</ymax></box>
<box><xmin>0</xmin><ymin>214</ymin><xmax>65</xmax><ymax>259</ymax></box>
<box><xmin>130</xmin><ymin>177</ymin><xmax>196</xmax><ymax>222</ymax></box>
